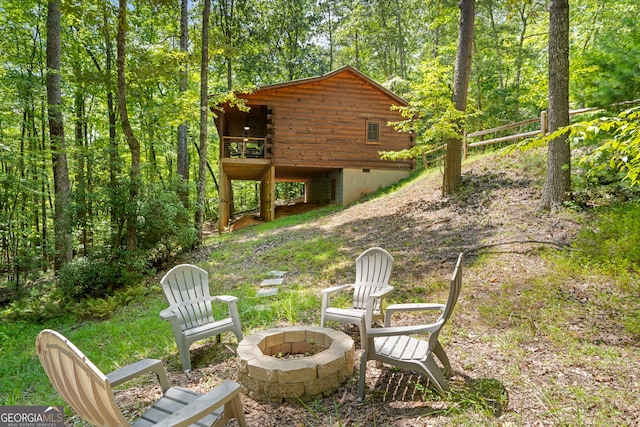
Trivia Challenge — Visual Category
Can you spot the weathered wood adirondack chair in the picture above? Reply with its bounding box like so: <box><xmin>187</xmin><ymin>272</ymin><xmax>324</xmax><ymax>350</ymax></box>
<box><xmin>357</xmin><ymin>252</ymin><xmax>464</xmax><ymax>401</ymax></box>
<box><xmin>36</xmin><ymin>329</ymin><xmax>247</xmax><ymax>427</ymax></box>
<box><xmin>160</xmin><ymin>264</ymin><xmax>243</xmax><ymax>372</ymax></box>
<box><xmin>320</xmin><ymin>247</ymin><xmax>395</xmax><ymax>347</ymax></box>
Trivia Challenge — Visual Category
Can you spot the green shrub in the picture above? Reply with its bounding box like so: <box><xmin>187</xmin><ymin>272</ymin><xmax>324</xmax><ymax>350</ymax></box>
<box><xmin>138</xmin><ymin>181</ymin><xmax>197</xmax><ymax>262</ymax></box>
<box><xmin>73</xmin><ymin>283</ymin><xmax>147</xmax><ymax>320</ymax></box>
<box><xmin>57</xmin><ymin>257</ymin><xmax>126</xmax><ymax>301</ymax></box>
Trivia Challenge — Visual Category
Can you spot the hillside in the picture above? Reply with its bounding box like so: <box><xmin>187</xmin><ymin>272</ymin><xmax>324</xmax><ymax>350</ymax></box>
<box><xmin>116</xmin><ymin>151</ymin><xmax>639</xmax><ymax>426</ymax></box>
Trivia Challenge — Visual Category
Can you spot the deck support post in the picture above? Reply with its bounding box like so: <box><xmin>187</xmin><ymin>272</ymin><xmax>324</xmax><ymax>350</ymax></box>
<box><xmin>261</xmin><ymin>165</ymin><xmax>275</xmax><ymax>222</ymax></box>
<box><xmin>219</xmin><ymin>164</ymin><xmax>232</xmax><ymax>229</ymax></box>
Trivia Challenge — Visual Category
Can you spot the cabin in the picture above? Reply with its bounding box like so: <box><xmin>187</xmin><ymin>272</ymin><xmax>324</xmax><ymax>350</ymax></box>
<box><xmin>213</xmin><ymin>65</ymin><xmax>414</xmax><ymax>229</ymax></box>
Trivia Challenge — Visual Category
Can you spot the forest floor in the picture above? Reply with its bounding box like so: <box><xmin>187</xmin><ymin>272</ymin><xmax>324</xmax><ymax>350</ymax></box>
<box><xmin>113</xmin><ymin>152</ymin><xmax>639</xmax><ymax>426</ymax></box>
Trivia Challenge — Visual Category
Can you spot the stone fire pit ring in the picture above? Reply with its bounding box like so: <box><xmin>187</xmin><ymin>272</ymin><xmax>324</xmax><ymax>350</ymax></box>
<box><xmin>236</xmin><ymin>326</ymin><xmax>355</xmax><ymax>402</ymax></box>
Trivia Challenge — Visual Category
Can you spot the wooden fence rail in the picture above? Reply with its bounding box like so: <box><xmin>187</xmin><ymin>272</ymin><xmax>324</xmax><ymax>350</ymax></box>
<box><xmin>462</xmin><ymin>98</ymin><xmax>640</xmax><ymax>158</ymax></box>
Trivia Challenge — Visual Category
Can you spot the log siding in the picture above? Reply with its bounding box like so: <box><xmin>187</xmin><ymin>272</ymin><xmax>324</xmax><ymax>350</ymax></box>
<box><xmin>219</xmin><ymin>66</ymin><xmax>413</xmax><ymax>171</ymax></box>
<box><xmin>213</xmin><ymin>66</ymin><xmax>414</xmax><ymax>228</ymax></box>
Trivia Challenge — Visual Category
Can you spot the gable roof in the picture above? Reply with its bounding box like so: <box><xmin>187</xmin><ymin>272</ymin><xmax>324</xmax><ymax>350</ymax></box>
<box><xmin>244</xmin><ymin>65</ymin><xmax>408</xmax><ymax>106</ymax></box>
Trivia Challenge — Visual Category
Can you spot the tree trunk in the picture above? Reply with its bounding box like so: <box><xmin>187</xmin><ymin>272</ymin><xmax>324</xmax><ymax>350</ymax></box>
<box><xmin>196</xmin><ymin>0</ymin><xmax>211</xmax><ymax>244</ymax></box>
<box><xmin>541</xmin><ymin>0</ymin><xmax>570</xmax><ymax>211</ymax></box>
<box><xmin>117</xmin><ymin>0</ymin><xmax>141</xmax><ymax>253</ymax></box>
<box><xmin>177</xmin><ymin>0</ymin><xmax>189</xmax><ymax>205</ymax></box>
<box><xmin>102</xmin><ymin>5</ymin><xmax>121</xmax><ymax>251</ymax></box>
<box><xmin>74</xmin><ymin>86</ymin><xmax>87</xmax><ymax>257</ymax></box>
<box><xmin>46</xmin><ymin>0</ymin><xmax>73</xmax><ymax>271</ymax></box>
<box><xmin>217</xmin><ymin>0</ymin><xmax>235</xmax><ymax>91</ymax></box>
<box><xmin>325</xmin><ymin>1</ymin><xmax>333</xmax><ymax>69</ymax></box>
<box><xmin>395</xmin><ymin>0</ymin><xmax>405</xmax><ymax>78</ymax></box>
<box><xmin>443</xmin><ymin>0</ymin><xmax>475</xmax><ymax>194</ymax></box>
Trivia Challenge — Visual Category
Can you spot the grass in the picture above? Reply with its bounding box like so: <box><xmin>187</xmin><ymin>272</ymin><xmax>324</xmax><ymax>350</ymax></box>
<box><xmin>1</xmin><ymin>156</ymin><xmax>639</xmax><ymax>425</ymax></box>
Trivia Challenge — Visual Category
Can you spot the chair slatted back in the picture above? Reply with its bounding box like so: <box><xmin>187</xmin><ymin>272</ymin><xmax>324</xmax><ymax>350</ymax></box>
<box><xmin>355</xmin><ymin>247</ymin><xmax>394</xmax><ymax>284</ymax></box>
<box><xmin>36</xmin><ymin>329</ymin><xmax>129</xmax><ymax>426</ymax></box>
<box><xmin>429</xmin><ymin>252</ymin><xmax>463</xmax><ymax>349</ymax></box>
<box><xmin>161</xmin><ymin>264</ymin><xmax>215</xmax><ymax>330</ymax></box>
<box><xmin>353</xmin><ymin>248</ymin><xmax>394</xmax><ymax>310</ymax></box>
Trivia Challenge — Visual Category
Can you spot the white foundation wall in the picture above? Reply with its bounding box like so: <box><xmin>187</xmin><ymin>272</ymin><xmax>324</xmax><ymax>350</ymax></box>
<box><xmin>341</xmin><ymin>168</ymin><xmax>411</xmax><ymax>206</ymax></box>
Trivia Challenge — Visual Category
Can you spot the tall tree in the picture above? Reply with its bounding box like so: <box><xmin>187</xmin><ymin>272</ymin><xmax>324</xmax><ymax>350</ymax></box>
<box><xmin>177</xmin><ymin>0</ymin><xmax>189</xmax><ymax>205</ymax></box>
<box><xmin>319</xmin><ymin>0</ymin><xmax>334</xmax><ymax>69</ymax></box>
<box><xmin>72</xmin><ymin>65</ymin><xmax>88</xmax><ymax>257</ymax></box>
<box><xmin>46</xmin><ymin>0</ymin><xmax>73</xmax><ymax>270</ymax></box>
<box><xmin>196</xmin><ymin>0</ymin><xmax>211</xmax><ymax>244</ymax></box>
<box><xmin>443</xmin><ymin>0</ymin><xmax>475</xmax><ymax>194</ymax></box>
<box><xmin>540</xmin><ymin>0</ymin><xmax>570</xmax><ymax>211</ymax></box>
<box><xmin>215</xmin><ymin>0</ymin><xmax>239</xmax><ymax>90</ymax></box>
<box><xmin>395</xmin><ymin>0</ymin><xmax>406</xmax><ymax>78</ymax></box>
<box><xmin>117</xmin><ymin>0</ymin><xmax>141</xmax><ymax>252</ymax></box>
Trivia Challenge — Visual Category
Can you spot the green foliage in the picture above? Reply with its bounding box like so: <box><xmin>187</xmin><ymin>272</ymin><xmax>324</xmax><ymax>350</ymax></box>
<box><xmin>276</xmin><ymin>182</ymin><xmax>305</xmax><ymax>202</ymax></box>
<box><xmin>137</xmin><ymin>180</ymin><xmax>197</xmax><ymax>260</ymax></box>
<box><xmin>73</xmin><ymin>282</ymin><xmax>148</xmax><ymax>320</ymax></box>
<box><xmin>570</xmin><ymin>2</ymin><xmax>640</xmax><ymax>107</ymax></box>
<box><xmin>0</xmin><ymin>320</ymin><xmax>67</xmax><ymax>406</ymax></box>
<box><xmin>443</xmin><ymin>378</ymin><xmax>508</xmax><ymax>418</ymax></box>
<box><xmin>57</xmin><ymin>253</ymin><xmax>141</xmax><ymax>301</ymax></box>
<box><xmin>571</xmin><ymin>202</ymin><xmax>640</xmax><ymax>276</ymax></box>
<box><xmin>504</xmin><ymin>106</ymin><xmax>640</xmax><ymax>198</ymax></box>
<box><xmin>1</xmin><ymin>0</ymin><xmax>638</xmax><ymax>296</ymax></box>
<box><xmin>381</xmin><ymin>59</ymin><xmax>463</xmax><ymax>162</ymax></box>
<box><xmin>574</xmin><ymin>107</ymin><xmax>640</xmax><ymax>187</ymax></box>
<box><xmin>0</xmin><ymin>281</ymin><xmax>68</xmax><ymax>322</ymax></box>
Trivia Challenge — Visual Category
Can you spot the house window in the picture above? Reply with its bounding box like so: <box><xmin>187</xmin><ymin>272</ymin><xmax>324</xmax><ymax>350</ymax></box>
<box><xmin>366</xmin><ymin>121</ymin><xmax>380</xmax><ymax>144</ymax></box>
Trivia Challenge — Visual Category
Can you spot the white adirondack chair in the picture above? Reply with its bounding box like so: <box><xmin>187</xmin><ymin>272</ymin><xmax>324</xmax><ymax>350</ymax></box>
<box><xmin>320</xmin><ymin>247</ymin><xmax>395</xmax><ymax>347</ymax></box>
<box><xmin>36</xmin><ymin>329</ymin><xmax>247</xmax><ymax>427</ymax></box>
<box><xmin>160</xmin><ymin>264</ymin><xmax>243</xmax><ymax>372</ymax></box>
<box><xmin>357</xmin><ymin>252</ymin><xmax>463</xmax><ymax>401</ymax></box>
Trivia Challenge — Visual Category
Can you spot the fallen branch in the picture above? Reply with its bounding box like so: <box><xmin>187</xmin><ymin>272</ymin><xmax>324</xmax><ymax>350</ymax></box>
<box><xmin>466</xmin><ymin>239</ymin><xmax>568</xmax><ymax>254</ymax></box>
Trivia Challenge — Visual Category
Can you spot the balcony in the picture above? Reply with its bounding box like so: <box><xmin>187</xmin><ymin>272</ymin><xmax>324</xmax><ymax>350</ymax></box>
<box><xmin>223</xmin><ymin>136</ymin><xmax>266</xmax><ymax>159</ymax></box>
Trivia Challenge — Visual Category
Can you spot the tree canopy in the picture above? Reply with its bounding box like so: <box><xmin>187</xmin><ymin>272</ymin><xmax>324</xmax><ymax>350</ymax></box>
<box><xmin>0</xmin><ymin>0</ymin><xmax>638</xmax><ymax>298</ymax></box>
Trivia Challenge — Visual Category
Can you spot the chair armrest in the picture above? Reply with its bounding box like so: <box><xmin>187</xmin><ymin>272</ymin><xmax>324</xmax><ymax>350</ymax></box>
<box><xmin>366</xmin><ymin>322</ymin><xmax>442</xmax><ymax>338</ymax></box>
<box><xmin>212</xmin><ymin>295</ymin><xmax>238</xmax><ymax>304</ymax></box>
<box><xmin>321</xmin><ymin>283</ymin><xmax>354</xmax><ymax>295</ymax></box>
<box><xmin>152</xmin><ymin>380</ymin><xmax>242</xmax><ymax>427</ymax></box>
<box><xmin>106</xmin><ymin>358</ymin><xmax>171</xmax><ymax>393</ymax></box>
<box><xmin>368</xmin><ymin>286</ymin><xmax>394</xmax><ymax>299</ymax></box>
<box><xmin>385</xmin><ymin>303</ymin><xmax>446</xmax><ymax>326</ymax></box>
<box><xmin>363</xmin><ymin>286</ymin><xmax>394</xmax><ymax>307</ymax></box>
<box><xmin>160</xmin><ymin>307</ymin><xmax>178</xmax><ymax>320</ymax></box>
<box><xmin>321</xmin><ymin>284</ymin><xmax>355</xmax><ymax>314</ymax></box>
<box><xmin>214</xmin><ymin>295</ymin><xmax>242</xmax><ymax>338</ymax></box>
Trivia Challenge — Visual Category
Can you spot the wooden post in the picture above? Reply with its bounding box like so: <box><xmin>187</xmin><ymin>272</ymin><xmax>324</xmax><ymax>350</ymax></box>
<box><xmin>540</xmin><ymin>110</ymin><xmax>548</xmax><ymax>135</ymax></box>
<box><xmin>219</xmin><ymin>166</ymin><xmax>232</xmax><ymax>230</ymax></box>
<box><xmin>463</xmin><ymin>130</ymin><xmax>468</xmax><ymax>159</ymax></box>
<box><xmin>261</xmin><ymin>165</ymin><xmax>275</xmax><ymax>222</ymax></box>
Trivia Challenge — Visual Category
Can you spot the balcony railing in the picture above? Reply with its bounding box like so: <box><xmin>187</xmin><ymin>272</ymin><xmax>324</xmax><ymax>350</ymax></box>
<box><xmin>222</xmin><ymin>137</ymin><xmax>266</xmax><ymax>159</ymax></box>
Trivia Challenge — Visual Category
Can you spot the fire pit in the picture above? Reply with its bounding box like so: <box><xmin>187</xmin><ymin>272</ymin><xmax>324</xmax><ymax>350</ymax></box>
<box><xmin>236</xmin><ymin>326</ymin><xmax>355</xmax><ymax>402</ymax></box>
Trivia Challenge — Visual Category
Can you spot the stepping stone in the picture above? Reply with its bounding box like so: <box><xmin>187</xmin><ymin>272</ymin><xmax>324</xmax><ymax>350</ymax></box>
<box><xmin>267</xmin><ymin>270</ymin><xmax>287</xmax><ymax>277</ymax></box>
<box><xmin>260</xmin><ymin>278</ymin><xmax>284</xmax><ymax>287</ymax></box>
<box><xmin>256</xmin><ymin>288</ymin><xmax>278</xmax><ymax>297</ymax></box>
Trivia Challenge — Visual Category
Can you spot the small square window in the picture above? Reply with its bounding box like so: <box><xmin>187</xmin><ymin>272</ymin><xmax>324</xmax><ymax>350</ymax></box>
<box><xmin>366</xmin><ymin>121</ymin><xmax>380</xmax><ymax>143</ymax></box>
